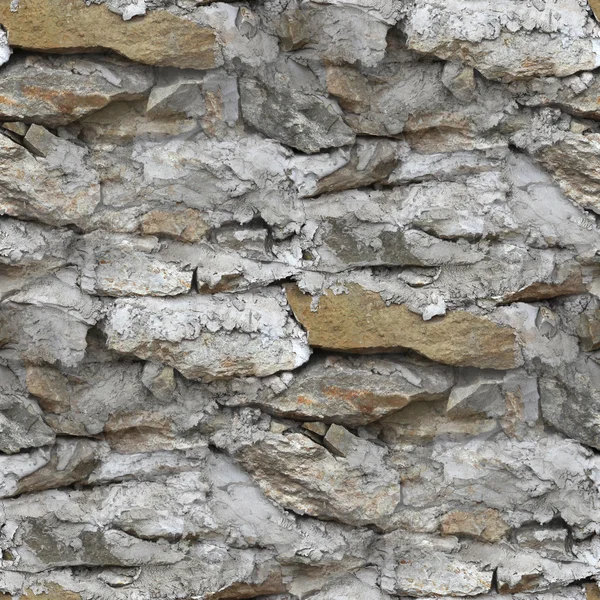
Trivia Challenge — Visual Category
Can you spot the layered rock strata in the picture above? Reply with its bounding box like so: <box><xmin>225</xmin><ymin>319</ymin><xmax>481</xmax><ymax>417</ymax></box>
<box><xmin>2</xmin><ymin>0</ymin><xmax>600</xmax><ymax>599</ymax></box>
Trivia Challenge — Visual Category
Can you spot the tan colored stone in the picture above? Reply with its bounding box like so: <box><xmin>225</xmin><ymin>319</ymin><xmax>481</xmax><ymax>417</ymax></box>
<box><xmin>141</xmin><ymin>208</ymin><xmax>210</xmax><ymax>243</ymax></box>
<box><xmin>79</xmin><ymin>101</ymin><xmax>199</xmax><ymax>144</ymax></box>
<box><xmin>589</xmin><ymin>0</ymin><xmax>600</xmax><ymax>21</ymax></box>
<box><xmin>2</xmin><ymin>122</ymin><xmax>28</xmax><ymax>136</ymax></box>
<box><xmin>500</xmin><ymin>265</ymin><xmax>587</xmax><ymax>304</ymax></box>
<box><xmin>0</xmin><ymin>0</ymin><xmax>220</xmax><ymax>69</ymax></box>
<box><xmin>586</xmin><ymin>582</ymin><xmax>600</xmax><ymax>600</ymax></box>
<box><xmin>208</xmin><ymin>573</ymin><xmax>286</xmax><ymax>599</ymax></box>
<box><xmin>286</xmin><ymin>284</ymin><xmax>518</xmax><ymax>369</ymax></box>
<box><xmin>441</xmin><ymin>509</ymin><xmax>511</xmax><ymax>543</ymax></box>
<box><xmin>326</xmin><ymin>65</ymin><xmax>371</xmax><ymax>114</ymax></box>
<box><xmin>302</xmin><ymin>421</ymin><xmax>328</xmax><ymax>436</ymax></box>
<box><xmin>578</xmin><ymin>309</ymin><xmax>600</xmax><ymax>352</ymax></box>
<box><xmin>25</xmin><ymin>365</ymin><xmax>70</xmax><ymax>414</ymax></box>
<box><xmin>104</xmin><ymin>411</ymin><xmax>177</xmax><ymax>453</ymax></box>
<box><xmin>15</xmin><ymin>584</ymin><xmax>81</xmax><ymax>600</ymax></box>
<box><xmin>15</xmin><ymin>440</ymin><xmax>98</xmax><ymax>495</ymax></box>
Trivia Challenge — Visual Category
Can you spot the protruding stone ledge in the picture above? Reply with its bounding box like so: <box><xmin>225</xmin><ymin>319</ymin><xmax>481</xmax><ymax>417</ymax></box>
<box><xmin>0</xmin><ymin>0</ymin><xmax>221</xmax><ymax>69</ymax></box>
<box><xmin>286</xmin><ymin>283</ymin><xmax>519</xmax><ymax>369</ymax></box>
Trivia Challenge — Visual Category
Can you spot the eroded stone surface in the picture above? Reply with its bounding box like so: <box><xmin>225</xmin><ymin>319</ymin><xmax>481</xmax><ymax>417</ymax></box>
<box><xmin>286</xmin><ymin>284</ymin><xmax>518</xmax><ymax>369</ymax></box>
<box><xmin>0</xmin><ymin>54</ymin><xmax>154</xmax><ymax>127</ymax></box>
<box><xmin>2</xmin><ymin>0</ymin><xmax>600</xmax><ymax>598</ymax></box>
<box><xmin>0</xmin><ymin>0</ymin><xmax>220</xmax><ymax>69</ymax></box>
<box><xmin>104</xmin><ymin>290</ymin><xmax>311</xmax><ymax>380</ymax></box>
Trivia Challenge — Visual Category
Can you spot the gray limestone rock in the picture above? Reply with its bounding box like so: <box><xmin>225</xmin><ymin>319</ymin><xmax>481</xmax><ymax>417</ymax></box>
<box><xmin>253</xmin><ymin>354</ymin><xmax>454</xmax><ymax>427</ymax></box>
<box><xmin>0</xmin><ymin>54</ymin><xmax>154</xmax><ymax>127</ymax></box>
<box><xmin>239</xmin><ymin>55</ymin><xmax>356</xmax><ymax>153</ymax></box>
<box><xmin>0</xmin><ymin>366</ymin><xmax>55</xmax><ymax>454</ymax></box>
<box><xmin>237</xmin><ymin>430</ymin><xmax>401</xmax><ymax>527</ymax></box>
<box><xmin>2</xmin><ymin>0</ymin><xmax>600</xmax><ymax>597</ymax></box>
<box><xmin>103</xmin><ymin>289</ymin><xmax>311</xmax><ymax>380</ymax></box>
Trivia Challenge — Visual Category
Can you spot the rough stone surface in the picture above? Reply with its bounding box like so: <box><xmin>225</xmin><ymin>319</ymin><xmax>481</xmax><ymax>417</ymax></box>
<box><xmin>286</xmin><ymin>283</ymin><xmax>519</xmax><ymax>369</ymax></box>
<box><xmin>103</xmin><ymin>290</ymin><xmax>311</xmax><ymax>380</ymax></box>
<box><xmin>0</xmin><ymin>54</ymin><xmax>154</xmax><ymax>127</ymax></box>
<box><xmin>2</xmin><ymin>0</ymin><xmax>600</xmax><ymax>598</ymax></box>
<box><xmin>0</xmin><ymin>0</ymin><xmax>220</xmax><ymax>69</ymax></box>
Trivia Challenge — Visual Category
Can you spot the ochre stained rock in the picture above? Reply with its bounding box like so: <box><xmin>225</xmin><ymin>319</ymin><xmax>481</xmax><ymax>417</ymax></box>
<box><xmin>500</xmin><ymin>267</ymin><xmax>587</xmax><ymax>304</ymax></box>
<box><xmin>441</xmin><ymin>509</ymin><xmax>511</xmax><ymax>542</ymax></box>
<box><xmin>141</xmin><ymin>208</ymin><xmax>210</xmax><ymax>243</ymax></box>
<box><xmin>0</xmin><ymin>0</ymin><xmax>220</xmax><ymax>69</ymax></box>
<box><xmin>286</xmin><ymin>284</ymin><xmax>518</xmax><ymax>369</ymax></box>
<box><xmin>8</xmin><ymin>584</ymin><xmax>81</xmax><ymax>600</ymax></box>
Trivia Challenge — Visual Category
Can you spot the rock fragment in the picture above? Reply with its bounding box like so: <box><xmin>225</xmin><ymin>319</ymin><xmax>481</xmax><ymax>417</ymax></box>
<box><xmin>441</xmin><ymin>508</ymin><xmax>511</xmax><ymax>542</ymax></box>
<box><xmin>286</xmin><ymin>284</ymin><xmax>518</xmax><ymax>369</ymax></box>
<box><xmin>0</xmin><ymin>0</ymin><xmax>220</xmax><ymax>69</ymax></box>
<box><xmin>104</xmin><ymin>289</ymin><xmax>310</xmax><ymax>380</ymax></box>
<box><xmin>237</xmin><ymin>431</ymin><xmax>401</xmax><ymax>527</ymax></box>
<box><xmin>239</xmin><ymin>56</ymin><xmax>355</xmax><ymax>153</ymax></box>
<box><xmin>255</xmin><ymin>354</ymin><xmax>454</xmax><ymax>427</ymax></box>
<box><xmin>0</xmin><ymin>366</ymin><xmax>55</xmax><ymax>454</ymax></box>
<box><xmin>0</xmin><ymin>54</ymin><xmax>154</xmax><ymax>127</ymax></box>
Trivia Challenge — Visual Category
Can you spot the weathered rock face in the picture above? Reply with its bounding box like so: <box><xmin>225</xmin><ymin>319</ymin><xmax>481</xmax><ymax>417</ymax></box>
<box><xmin>2</xmin><ymin>0</ymin><xmax>600</xmax><ymax>599</ymax></box>
<box><xmin>103</xmin><ymin>290</ymin><xmax>311</xmax><ymax>380</ymax></box>
<box><xmin>286</xmin><ymin>284</ymin><xmax>519</xmax><ymax>369</ymax></box>
<box><xmin>0</xmin><ymin>54</ymin><xmax>154</xmax><ymax>127</ymax></box>
<box><xmin>0</xmin><ymin>0</ymin><xmax>220</xmax><ymax>69</ymax></box>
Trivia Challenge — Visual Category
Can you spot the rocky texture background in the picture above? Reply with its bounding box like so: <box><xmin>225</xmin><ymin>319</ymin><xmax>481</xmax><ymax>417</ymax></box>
<box><xmin>4</xmin><ymin>0</ymin><xmax>600</xmax><ymax>599</ymax></box>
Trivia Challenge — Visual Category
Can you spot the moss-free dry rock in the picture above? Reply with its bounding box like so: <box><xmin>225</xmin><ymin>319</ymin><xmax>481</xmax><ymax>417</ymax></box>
<box><xmin>286</xmin><ymin>284</ymin><xmax>518</xmax><ymax>369</ymax></box>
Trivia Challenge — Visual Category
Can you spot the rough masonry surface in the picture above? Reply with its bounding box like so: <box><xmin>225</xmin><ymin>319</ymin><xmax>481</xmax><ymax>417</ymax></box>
<box><xmin>2</xmin><ymin>0</ymin><xmax>600</xmax><ymax>599</ymax></box>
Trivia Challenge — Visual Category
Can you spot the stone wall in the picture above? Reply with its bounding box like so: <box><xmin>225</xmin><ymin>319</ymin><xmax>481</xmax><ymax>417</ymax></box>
<box><xmin>2</xmin><ymin>0</ymin><xmax>600</xmax><ymax>598</ymax></box>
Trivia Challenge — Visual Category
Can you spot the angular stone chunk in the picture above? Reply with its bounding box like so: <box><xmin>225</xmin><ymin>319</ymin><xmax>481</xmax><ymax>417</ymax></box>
<box><xmin>1</xmin><ymin>270</ymin><xmax>102</xmax><ymax>368</ymax></box>
<box><xmin>323</xmin><ymin>424</ymin><xmax>358</xmax><ymax>457</ymax></box>
<box><xmin>286</xmin><ymin>284</ymin><xmax>518</xmax><ymax>369</ymax></box>
<box><xmin>578</xmin><ymin>299</ymin><xmax>600</xmax><ymax>351</ymax></box>
<box><xmin>448</xmin><ymin>370</ymin><xmax>505</xmax><ymax>417</ymax></box>
<box><xmin>0</xmin><ymin>366</ymin><xmax>55</xmax><ymax>454</ymax></box>
<box><xmin>289</xmin><ymin>138</ymin><xmax>398</xmax><ymax>198</ymax></box>
<box><xmin>25</xmin><ymin>365</ymin><xmax>70</xmax><ymax>414</ymax></box>
<box><xmin>500</xmin><ymin>263</ymin><xmax>588</xmax><ymax>304</ymax></box>
<box><xmin>237</xmin><ymin>431</ymin><xmax>401</xmax><ymax>527</ymax></box>
<box><xmin>376</xmin><ymin>532</ymin><xmax>494</xmax><ymax>596</ymax></box>
<box><xmin>141</xmin><ymin>208</ymin><xmax>210</xmax><ymax>242</ymax></box>
<box><xmin>0</xmin><ymin>0</ymin><xmax>220</xmax><ymax>69</ymax></box>
<box><xmin>141</xmin><ymin>362</ymin><xmax>176</xmax><ymax>402</ymax></box>
<box><xmin>257</xmin><ymin>355</ymin><xmax>454</xmax><ymax>427</ymax></box>
<box><xmin>78</xmin><ymin>100</ymin><xmax>199</xmax><ymax>144</ymax></box>
<box><xmin>300</xmin><ymin>3</ymin><xmax>393</xmax><ymax>67</ymax></box>
<box><xmin>404</xmin><ymin>0</ymin><xmax>597</xmax><ymax>81</ymax></box>
<box><xmin>15</xmin><ymin>439</ymin><xmax>101</xmax><ymax>495</ymax></box>
<box><xmin>0</xmin><ymin>218</ymin><xmax>73</xmax><ymax>269</ymax></box>
<box><xmin>30</xmin><ymin>361</ymin><xmax>149</xmax><ymax>437</ymax></box>
<box><xmin>104</xmin><ymin>289</ymin><xmax>311</xmax><ymax>380</ymax></box>
<box><xmin>515</xmin><ymin>72</ymin><xmax>600</xmax><ymax>122</ymax></box>
<box><xmin>535</xmin><ymin>133</ymin><xmax>600</xmax><ymax>215</ymax></box>
<box><xmin>324</xmin><ymin>42</ymin><xmax>513</xmax><ymax>140</ymax></box>
<box><xmin>73</xmin><ymin>232</ymin><xmax>194</xmax><ymax>297</ymax></box>
<box><xmin>239</xmin><ymin>56</ymin><xmax>355</xmax><ymax>153</ymax></box>
<box><xmin>93</xmin><ymin>255</ymin><xmax>193</xmax><ymax>297</ymax></box>
<box><xmin>540</xmin><ymin>355</ymin><xmax>600</xmax><ymax>450</ymax></box>
<box><xmin>0</xmin><ymin>131</ymin><xmax>100</xmax><ymax>228</ymax></box>
<box><xmin>441</xmin><ymin>508</ymin><xmax>510</xmax><ymax>542</ymax></box>
<box><xmin>162</xmin><ymin>240</ymin><xmax>297</xmax><ymax>294</ymax></box>
<box><xmin>0</xmin><ymin>54</ymin><xmax>154</xmax><ymax>127</ymax></box>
